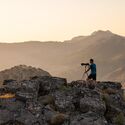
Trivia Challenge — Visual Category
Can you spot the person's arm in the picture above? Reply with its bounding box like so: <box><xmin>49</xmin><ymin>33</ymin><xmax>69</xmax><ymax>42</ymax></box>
<box><xmin>85</xmin><ymin>65</ymin><xmax>90</xmax><ymax>73</ymax></box>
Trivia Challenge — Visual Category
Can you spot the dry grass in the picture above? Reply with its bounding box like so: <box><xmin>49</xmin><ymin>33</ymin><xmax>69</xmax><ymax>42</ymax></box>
<box><xmin>114</xmin><ymin>113</ymin><xmax>125</xmax><ymax>125</ymax></box>
<box><xmin>101</xmin><ymin>88</ymin><xmax>118</xmax><ymax>95</ymax></box>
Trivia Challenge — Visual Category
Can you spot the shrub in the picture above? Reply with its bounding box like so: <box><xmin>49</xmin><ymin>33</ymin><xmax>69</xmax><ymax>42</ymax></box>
<box><xmin>101</xmin><ymin>88</ymin><xmax>118</xmax><ymax>95</ymax></box>
<box><xmin>59</xmin><ymin>85</ymin><xmax>72</xmax><ymax>91</ymax></box>
<box><xmin>114</xmin><ymin>113</ymin><xmax>125</xmax><ymax>125</ymax></box>
<box><xmin>102</xmin><ymin>94</ymin><xmax>110</xmax><ymax>105</ymax></box>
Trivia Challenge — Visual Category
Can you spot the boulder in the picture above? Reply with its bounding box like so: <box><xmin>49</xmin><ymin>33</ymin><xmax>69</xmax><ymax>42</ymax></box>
<box><xmin>80</xmin><ymin>89</ymin><xmax>106</xmax><ymax>115</ymax></box>
<box><xmin>43</xmin><ymin>105</ymin><xmax>68</xmax><ymax>125</ymax></box>
<box><xmin>34</xmin><ymin>76</ymin><xmax>67</xmax><ymax>96</ymax></box>
<box><xmin>52</xmin><ymin>90</ymin><xmax>76</xmax><ymax>113</ymax></box>
<box><xmin>97</xmin><ymin>81</ymin><xmax>122</xmax><ymax>90</ymax></box>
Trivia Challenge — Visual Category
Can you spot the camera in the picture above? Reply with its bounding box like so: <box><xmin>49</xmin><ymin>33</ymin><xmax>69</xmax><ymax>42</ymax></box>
<box><xmin>81</xmin><ymin>63</ymin><xmax>89</xmax><ymax>66</ymax></box>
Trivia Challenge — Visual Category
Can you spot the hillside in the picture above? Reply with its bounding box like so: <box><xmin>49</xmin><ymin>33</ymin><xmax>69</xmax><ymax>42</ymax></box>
<box><xmin>0</xmin><ymin>76</ymin><xmax>124</xmax><ymax>125</ymax></box>
<box><xmin>0</xmin><ymin>65</ymin><xmax>50</xmax><ymax>85</ymax></box>
<box><xmin>104</xmin><ymin>66</ymin><xmax>125</xmax><ymax>82</ymax></box>
<box><xmin>0</xmin><ymin>30</ymin><xmax>124</xmax><ymax>81</ymax></box>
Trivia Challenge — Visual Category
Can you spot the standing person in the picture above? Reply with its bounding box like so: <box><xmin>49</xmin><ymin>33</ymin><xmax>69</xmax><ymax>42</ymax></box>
<box><xmin>85</xmin><ymin>59</ymin><xmax>97</xmax><ymax>81</ymax></box>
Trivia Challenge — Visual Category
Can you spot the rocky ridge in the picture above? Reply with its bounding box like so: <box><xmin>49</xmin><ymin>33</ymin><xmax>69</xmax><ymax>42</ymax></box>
<box><xmin>0</xmin><ymin>65</ymin><xmax>51</xmax><ymax>85</ymax></box>
<box><xmin>0</xmin><ymin>76</ymin><xmax>125</xmax><ymax>125</ymax></box>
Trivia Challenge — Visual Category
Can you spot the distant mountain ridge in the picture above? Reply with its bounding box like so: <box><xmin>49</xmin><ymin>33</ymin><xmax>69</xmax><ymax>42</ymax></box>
<box><xmin>0</xmin><ymin>30</ymin><xmax>124</xmax><ymax>81</ymax></box>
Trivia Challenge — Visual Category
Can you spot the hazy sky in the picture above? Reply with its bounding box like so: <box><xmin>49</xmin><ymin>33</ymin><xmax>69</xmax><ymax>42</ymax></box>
<box><xmin>0</xmin><ymin>0</ymin><xmax>125</xmax><ymax>42</ymax></box>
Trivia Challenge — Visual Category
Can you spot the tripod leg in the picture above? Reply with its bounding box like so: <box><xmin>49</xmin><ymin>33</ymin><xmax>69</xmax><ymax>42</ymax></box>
<box><xmin>81</xmin><ymin>73</ymin><xmax>85</xmax><ymax>80</ymax></box>
<box><xmin>86</xmin><ymin>73</ymin><xmax>89</xmax><ymax>81</ymax></box>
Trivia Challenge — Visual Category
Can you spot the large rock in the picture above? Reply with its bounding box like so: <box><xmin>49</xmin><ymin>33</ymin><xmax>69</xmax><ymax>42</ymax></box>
<box><xmin>97</xmin><ymin>81</ymin><xmax>122</xmax><ymax>90</ymax></box>
<box><xmin>102</xmin><ymin>90</ymin><xmax>125</xmax><ymax>124</ymax></box>
<box><xmin>52</xmin><ymin>90</ymin><xmax>75</xmax><ymax>113</ymax></box>
<box><xmin>70</xmin><ymin>80</ymin><xmax>96</xmax><ymax>89</ymax></box>
<box><xmin>16</xmin><ymin>80</ymin><xmax>40</xmax><ymax>101</ymax></box>
<box><xmin>33</xmin><ymin>76</ymin><xmax>67</xmax><ymax>96</ymax></box>
<box><xmin>0</xmin><ymin>100</ymin><xmax>25</xmax><ymax>124</ymax></box>
<box><xmin>43</xmin><ymin>105</ymin><xmax>69</xmax><ymax>125</ymax></box>
<box><xmin>0</xmin><ymin>110</ymin><xmax>13</xmax><ymax>124</ymax></box>
<box><xmin>80</xmin><ymin>89</ymin><xmax>106</xmax><ymax>115</ymax></box>
<box><xmin>0</xmin><ymin>65</ymin><xmax>51</xmax><ymax>86</ymax></box>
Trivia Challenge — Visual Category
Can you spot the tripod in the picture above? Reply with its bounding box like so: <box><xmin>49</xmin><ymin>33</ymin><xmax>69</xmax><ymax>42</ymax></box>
<box><xmin>81</xmin><ymin>65</ymin><xmax>89</xmax><ymax>80</ymax></box>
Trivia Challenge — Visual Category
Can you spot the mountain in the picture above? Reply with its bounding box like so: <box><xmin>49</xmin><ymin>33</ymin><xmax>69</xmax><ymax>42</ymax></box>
<box><xmin>0</xmin><ymin>30</ymin><xmax>124</xmax><ymax>81</ymax></box>
<box><xmin>0</xmin><ymin>65</ymin><xmax>50</xmax><ymax>85</ymax></box>
<box><xmin>104</xmin><ymin>66</ymin><xmax>125</xmax><ymax>82</ymax></box>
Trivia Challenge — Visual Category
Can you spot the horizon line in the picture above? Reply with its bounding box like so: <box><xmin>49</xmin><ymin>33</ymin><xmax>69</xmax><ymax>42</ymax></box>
<box><xmin>0</xmin><ymin>30</ymin><xmax>124</xmax><ymax>43</ymax></box>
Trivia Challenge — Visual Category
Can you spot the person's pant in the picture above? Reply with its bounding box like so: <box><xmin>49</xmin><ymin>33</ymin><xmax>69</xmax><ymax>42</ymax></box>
<box><xmin>88</xmin><ymin>74</ymin><xmax>96</xmax><ymax>80</ymax></box>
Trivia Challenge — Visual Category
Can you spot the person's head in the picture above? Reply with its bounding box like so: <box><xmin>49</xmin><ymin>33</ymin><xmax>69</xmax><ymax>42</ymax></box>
<box><xmin>90</xmin><ymin>59</ymin><xmax>94</xmax><ymax>64</ymax></box>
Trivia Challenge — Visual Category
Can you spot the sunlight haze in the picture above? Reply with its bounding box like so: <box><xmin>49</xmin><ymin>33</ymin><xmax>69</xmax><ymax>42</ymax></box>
<box><xmin>0</xmin><ymin>0</ymin><xmax>125</xmax><ymax>42</ymax></box>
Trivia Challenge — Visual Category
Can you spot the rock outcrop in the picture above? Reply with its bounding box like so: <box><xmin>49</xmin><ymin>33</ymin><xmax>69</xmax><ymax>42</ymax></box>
<box><xmin>0</xmin><ymin>76</ymin><xmax>125</xmax><ymax>125</ymax></box>
<box><xmin>0</xmin><ymin>65</ymin><xmax>51</xmax><ymax>85</ymax></box>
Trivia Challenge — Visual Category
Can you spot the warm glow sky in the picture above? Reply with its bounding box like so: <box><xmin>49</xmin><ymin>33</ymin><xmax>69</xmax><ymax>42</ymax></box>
<box><xmin>0</xmin><ymin>0</ymin><xmax>125</xmax><ymax>42</ymax></box>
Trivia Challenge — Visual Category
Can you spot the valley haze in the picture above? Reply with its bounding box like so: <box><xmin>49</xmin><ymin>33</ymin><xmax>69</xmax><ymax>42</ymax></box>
<box><xmin>0</xmin><ymin>30</ymin><xmax>125</xmax><ymax>82</ymax></box>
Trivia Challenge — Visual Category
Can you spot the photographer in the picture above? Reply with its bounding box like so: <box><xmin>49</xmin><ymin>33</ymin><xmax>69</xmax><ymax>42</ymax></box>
<box><xmin>81</xmin><ymin>59</ymin><xmax>96</xmax><ymax>81</ymax></box>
